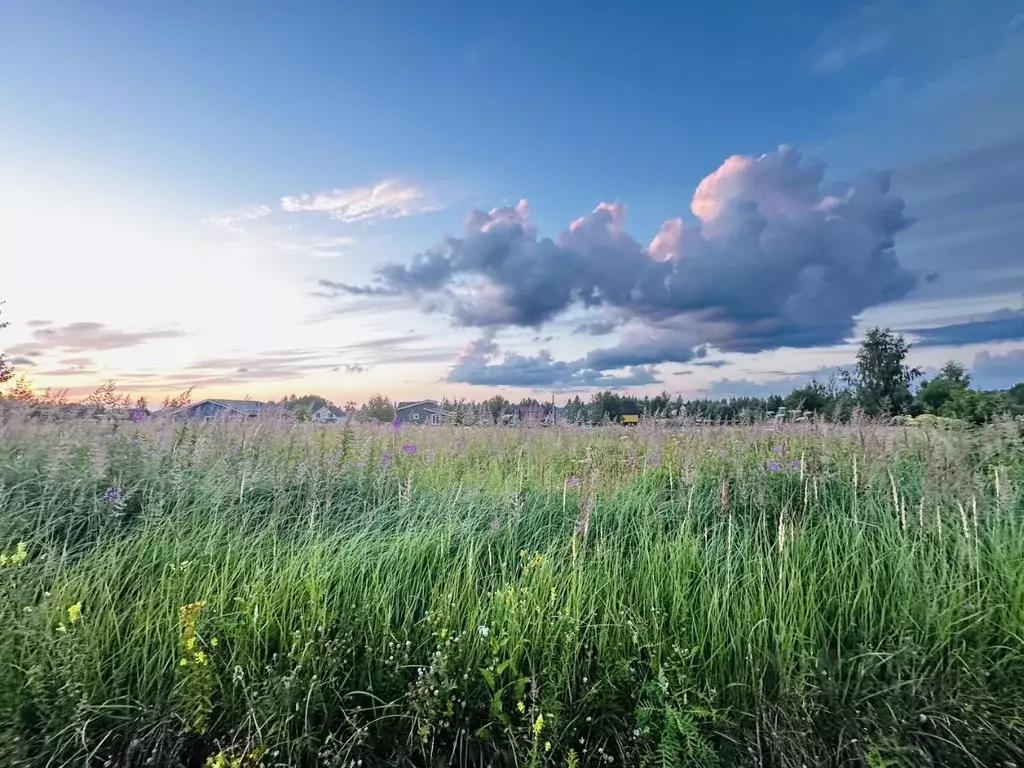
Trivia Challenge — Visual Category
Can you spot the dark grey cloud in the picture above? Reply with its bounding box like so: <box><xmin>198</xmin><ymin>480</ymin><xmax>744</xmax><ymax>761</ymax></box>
<box><xmin>971</xmin><ymin>349</ymin><xmax>1024</xmax><ymax>390</ymax></box>
<box><xmin>9</xmin><ymin>356</ymin><xmax>36</xmax><ymax>366</ymax></box>
<box><xmin>693</xmin><ymin>360</ymin><xmax>727</xmax><ymax>368</ymax></box>
<box><xmin>26</xmin><ymin>319</ymin><xmax>51</xmax><ymax>328</ymax></box>
<box><xmin>23</xmin><ymin>322</ymin><xmax>186</xmax><ymax>353</ymax></box>
<box><xmin>573</xmin><ymin>318</ymin><xmax>621</xmax><ymax>336</ymax></box>
<box><xmin>325</xmin><ymin>147</ymin><xmax>918</xmax><ymax>373</ymax></box>
<box><xmin>447</xmin><ymin>336</ymin><xmax>658</xmax><ymax>390</ymax></box>
<box><xmin>909</xmin><ymin>308</ymin><xmax>1024</xmax><ymax>347</ymax></box>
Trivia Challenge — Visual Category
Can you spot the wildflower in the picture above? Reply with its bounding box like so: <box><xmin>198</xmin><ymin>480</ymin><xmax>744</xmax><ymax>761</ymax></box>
<box><xmin>401</xmin><ymin>443</ymin><xmax>418</xmax><ymax>454</ymax></box>
<box><xmin>56</xmin><ymin>623</ymin><xmax>67</xmax><ymax>633</ymax></box>
<box><xmin>102</xmin><ymin>486</ymin><xmax>124</xmax><ymax>505</ymax></box>
<box><xmin>377</xmin><ymin>452</ymin><xmax>392</xmax><ymax>469</ymax></box>
<box><xmin>490</xmin><ymin>518</ymin><xmax>501</xmax><ymax>531</ymax></box>
<box><xmin>566</xmin><ymin>476</ymin><xmax>581</xmax><ymax>487</ymax></box>
<box><xmin>67</xmin><ymin>602</ymin><xmax>83</xmax><ymax>624</ymax></box>
<box><xmin>648</xmin><ymin>455</ymin><xmax>660</xmax><ymax>466</ymax></box>
<box><xmin>773</xmin><ymin>444</ymin><xmax>786</xmax><ymax>454</ymax></box>
<box><xmin>477</xmin><ymin>625</ymin><xmax>490</xmax><ymax>637</ymax></box>
<box><xmin>392</xmin><ymin>416</ymin><xmax>402</xmax><ymax>430</ymax></box>
<box><xmin>766</xmin><ymin>460</ymin><xmax>782</xmax><ymax>471</ymax></box>
<box><xmin>453</xmin><ymin>440</ymin><xmax>463</xmax><ymax>449</ymax></box>
<box><xmin>4</xmin><ymin>541</ymin><xmax>28</xmax><ymax>566</ymax></box>
<box><xmin>210</xmin><ymin>637</ymin><xmax>219</xmax><ymax>647</ymax></box>
<box><xmin>533</xmin><ymin>713</ymin><xmax>545</xmax><ymax>735</ymax></box>
<box><xmin>517</xmin><ymin>701</ymin><xmax>525</xmax><ymax>713</ymax></box>
<box><xmin>545</xmin><ymin>742</ymin><xmax>552</xmax><ymax>752</ymax></box>
<box><xmin>790</xmin><ymin>459</ymin><xmax>802</xmax><ymax>469</ymax></box>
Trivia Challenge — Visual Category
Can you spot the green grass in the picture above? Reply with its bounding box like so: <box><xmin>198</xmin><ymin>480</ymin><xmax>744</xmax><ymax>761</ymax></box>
<box><xmin>1</xmin><ymin>413</ymin><xmax>1023</xmax><ymax>767</ymax></box>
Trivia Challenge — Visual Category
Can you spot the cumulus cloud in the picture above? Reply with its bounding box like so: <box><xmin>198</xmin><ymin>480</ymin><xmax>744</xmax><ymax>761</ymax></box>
<box><xmin>327</xmin><ymin>146</ymin><xmax>917</xmax><ymax>376</ymax></box>
<box><xmin>447</xmin><ymin>335</ymin><xmax>658</xmax><ymax>389</ymax></box>
<box><xmin>280</xmin><ymin>179</ymin><xmax>439</xmax><ymax>223</ymax></box>
<box><xmin>909</xmin><ymin>308</ymin><xmax>1024</xmax><ymax>347</ymax></box>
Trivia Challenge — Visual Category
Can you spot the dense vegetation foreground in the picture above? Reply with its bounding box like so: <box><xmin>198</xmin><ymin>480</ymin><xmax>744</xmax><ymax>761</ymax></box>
<box><xmin>1</xmin><ymin>414</ymin><xmax>1023</xmax><ymax>767</ymax></box>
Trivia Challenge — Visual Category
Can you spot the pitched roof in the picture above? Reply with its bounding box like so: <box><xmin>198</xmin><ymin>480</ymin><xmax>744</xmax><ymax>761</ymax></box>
<box><xmin>207</xmin><ymin>399</ymin><xmax>265</xmax><ymax>415</ymax></box>
<box><xmin>396</xmin><ymin>399</ymin><xmax>439</xmax><ymax>411</ymax></box>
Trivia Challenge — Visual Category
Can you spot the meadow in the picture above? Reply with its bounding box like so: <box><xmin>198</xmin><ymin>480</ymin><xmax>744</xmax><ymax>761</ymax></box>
<box><xmin>1</xmin><ymin>411</ymin><xmax>1023</xmax><ymax>767</ymax></box>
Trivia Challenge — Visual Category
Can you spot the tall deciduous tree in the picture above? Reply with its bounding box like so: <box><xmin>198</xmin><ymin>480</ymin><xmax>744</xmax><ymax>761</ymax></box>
<box><xmin>844</xmin><ymin>327</ymin><xmax>922</xmax><ymax>416</ymax></box>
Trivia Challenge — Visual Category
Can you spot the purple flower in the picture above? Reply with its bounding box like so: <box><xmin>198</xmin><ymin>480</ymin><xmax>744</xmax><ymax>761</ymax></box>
<box><xmin>766</xmin><ymin>460</ymin><xmax>782</xmax><ymax>472</ymax></box>
<box><xmin>392</xmin><ymin>416</ymin><xmax>403</xmax><ymax>430</ymax></box>
<box><xmin>103</xmin><ymin>486</ymin><xmax>124</xmax><ymax>504</ymax></box>
<box><xmin>566</xmin><ymin>476</ymin><xmax>581</xmax><ymax>487</ymax></box>
<box><xmin>790</xmin><ymin>459</ymin><xmax>802</xmax><ymax>469</ymax></box>
<box><xmin>453</xmin><ymin>440</ymin><xmax>463</xmax><ymax>450</ymax></box>
<box><xmin>355</xmin><ymin>462</ymin><xmax>367</xmax><ymax>469</ymax></box>
<box><xmin>377</xmin><ymin>452</ymin><xmax>392</xmax><ymax>469</ymax></box>
<box><xmin>490</xmin><ymin>518</ymin><xmax>501</xmax><ymax>531</ymax></box>
<box><xmin>772</xmin><ymin>444</ymin><xmax>786</xmax><ymax>454</ymax></box>
<box><xmin>130</xmin><ymin>409</ymin><xmax>148</xmax><ymax>422</ymax></box>
<box><xmin>648</xmin><ymin>455</ymin><xmax>660</xmax><ymax>466</ymax></box>
<box><xmin>401</xmin><ymin>443</ymin><xmax>418</xmax><ymax>454</ymax></box>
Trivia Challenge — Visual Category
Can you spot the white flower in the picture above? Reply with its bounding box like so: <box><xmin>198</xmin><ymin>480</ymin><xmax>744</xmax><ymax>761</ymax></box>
<box><xmin>477</xmin><ymin>625</ymin><xmax>490</xmax><ymax>637</ymax></box>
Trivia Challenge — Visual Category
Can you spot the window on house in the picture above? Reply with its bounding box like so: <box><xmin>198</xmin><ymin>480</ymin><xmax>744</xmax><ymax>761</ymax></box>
<box><xmin>430</xmin><ymin>413</ymin><xmax>441</xmax><ymax>425</ymax></box>
<box><xmin>412</xmin><ymin>413</ymin><xmax>420</xmax><ymax>421</ymax></box>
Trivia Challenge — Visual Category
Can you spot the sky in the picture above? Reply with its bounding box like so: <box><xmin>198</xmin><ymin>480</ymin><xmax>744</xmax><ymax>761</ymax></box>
<box><xmin>2</xmin><ymin>0</ymin><xmax>1023</xmax><ymax>404</ymax></box>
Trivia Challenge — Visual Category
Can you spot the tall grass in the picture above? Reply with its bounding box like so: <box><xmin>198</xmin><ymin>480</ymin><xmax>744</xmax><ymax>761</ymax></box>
<box><xmin>1</xmin><ymin>412</ymin><xmax>1023</xmax><ymax>767</ymax></box>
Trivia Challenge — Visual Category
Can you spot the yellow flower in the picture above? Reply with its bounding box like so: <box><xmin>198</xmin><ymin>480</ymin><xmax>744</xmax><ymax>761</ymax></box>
<box><xmin>56</xmin><ymin>623</ymin><xmax>67</xmax><ymax>633</ymax></box>
<box><xmin>210</xmin><ymin>637</ymin><xmax>219</xmax><ymax>647</ymax></box>
<box><xmin>67</xmin><ymin>602</ymin><xmax>83</xmax><ymax>624</ymax></box>
<box><xmin>545</xmin><ymin>741</ymin><xmax>552</xmax><ymax>752</ymax></box>
<box><xmin>184</xmin><ymin>636</ymin><xmax>197</xmax><ymax>651</ymax></box>
<box><xmin>194</xmin><ymin>650</ymin><xmax>208</xmax><ymax>666</ymax></box>
<box><xmin>516</xmin><ymin>701</ymin><xmax>525</xmax><ymax>713</ymax></box>
<box><xmin>179</xmin><ymin>658</ymin><xmax>189</xmax><ymax>667</ymax></box>
<box><xmin>533</xmin><ymin>712</ymin><xmax>545</xmax><ymax>735</ymax></box>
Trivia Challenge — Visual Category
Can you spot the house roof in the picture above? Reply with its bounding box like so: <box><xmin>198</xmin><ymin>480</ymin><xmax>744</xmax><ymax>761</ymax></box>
<box><xmin>159</xmin><ymin>398</ymin><xmax>265</xmax><ymax>418</ymax></box>
<box><xmin>396</xmin><ymin>400</ymin><xmax>439</xmax><ymax>411</ymax></box>
<box><xmin>313</xmin><ymin>405</ymin><xmax>345</xmax><ymax>416</ymax></box>
<box><xmin>207</xmin><ymin>399</ymin><xmax>265</xmax><ymax>415</ymax></box>
<box><xmin>396</xmin><ymin>400</ymin><xmax>452</xmax><ymax>417</ymax></box>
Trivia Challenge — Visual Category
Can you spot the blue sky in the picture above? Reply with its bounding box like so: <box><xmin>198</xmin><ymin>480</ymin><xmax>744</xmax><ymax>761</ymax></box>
<box><xmin>2</xmin><ymin>0</ymin><xmax>1023</xmax><ymax>402</ymax></box>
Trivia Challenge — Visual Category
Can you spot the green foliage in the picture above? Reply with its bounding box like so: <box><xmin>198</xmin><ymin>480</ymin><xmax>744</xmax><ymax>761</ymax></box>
<box><xmin>844</xmin><ymin>327</ymin><xmax>922</xmax><ymax>415</ymax></box>
<box><xmin>0</xmin><ymin>301</ymin><xmax>13</xmax><ymax>385</ymax></box>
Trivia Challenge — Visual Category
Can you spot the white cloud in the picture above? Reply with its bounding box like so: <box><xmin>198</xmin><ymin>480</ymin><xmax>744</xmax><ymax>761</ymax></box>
<box><xmin>201</xmin><ymin>204</ymin><xmax>273</xmax><ymax>237</ymax></box>
<box><xmin>279</xmin><ymin>179</ymin><xmax>440</xmax><ymax>223</ymax></box>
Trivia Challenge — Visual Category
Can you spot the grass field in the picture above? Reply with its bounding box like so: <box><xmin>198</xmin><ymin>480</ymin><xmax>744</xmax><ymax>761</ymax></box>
<box><xmin>1</xmin><ymin>412</ymin><xmax>1023</xmax><ymax>767</ymax></box>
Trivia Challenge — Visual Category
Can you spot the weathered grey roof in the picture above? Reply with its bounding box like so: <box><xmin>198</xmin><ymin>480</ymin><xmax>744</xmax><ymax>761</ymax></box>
<box><xmin>396</xmin><ymin>399</ymin><xmax>438</xmax><ymax>411</ymax></box>
<box><xmin>206</xmin><ymin>399</ymin><xmax>265</xmax><ymax>415</ymax></box>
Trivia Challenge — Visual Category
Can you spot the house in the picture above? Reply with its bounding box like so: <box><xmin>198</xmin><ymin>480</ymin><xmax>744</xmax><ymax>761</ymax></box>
<box><xmin>396</xmin><ymin>399</ymin><xmax>450</xmax><ymax>425</ymax></box>
<box><xmin>311</xmin><ymin>405</ymin><xmax>346</xmax><ymax>423</ymax></box>
<box><xmin>162</xmin><ymin>399</ymin><xmax>266</xmax><ymax>421</ymax></box>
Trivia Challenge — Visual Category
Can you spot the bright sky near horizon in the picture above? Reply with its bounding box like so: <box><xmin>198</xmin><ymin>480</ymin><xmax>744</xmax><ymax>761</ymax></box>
<box><xmin>2</xmin><ymin>0</ymin><xmax>1023</xmax><ymax>404</ymax></box>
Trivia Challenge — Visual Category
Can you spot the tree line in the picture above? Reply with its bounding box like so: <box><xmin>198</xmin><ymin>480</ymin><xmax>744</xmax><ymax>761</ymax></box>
<box><xmin>2</xmin><ymin>302</ymin><xmax>1022</xmax><ymax>426</ymax></box>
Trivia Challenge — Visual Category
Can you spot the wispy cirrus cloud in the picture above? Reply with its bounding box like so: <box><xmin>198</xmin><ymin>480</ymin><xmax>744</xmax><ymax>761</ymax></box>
<box><xmin>202</xmin><ymin>204</ymin><xmax>273</xmax><ymax>237</ymax></box>
<box><xmin>279</xmin><ymin>179</ymin><xmax>440</xmax><ymax>223</ymax></box>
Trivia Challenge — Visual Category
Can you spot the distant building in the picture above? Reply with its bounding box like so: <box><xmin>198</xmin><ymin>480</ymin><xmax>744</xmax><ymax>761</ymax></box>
<box><xmin>396</xmin><ymin>399</ymin><xmax>449</xmax><ymax>425</ymax></box>
<box><xmin>311</xmin><ymin>405</ymin><xmax>346</xmax><ymax>423</ymax></box>
<box><xmin>162</xmin><ymin>399</ymin><xmax>265</xmax><ymax>421</ymax></box>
